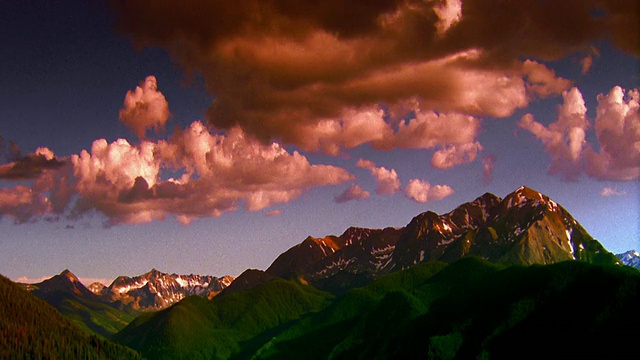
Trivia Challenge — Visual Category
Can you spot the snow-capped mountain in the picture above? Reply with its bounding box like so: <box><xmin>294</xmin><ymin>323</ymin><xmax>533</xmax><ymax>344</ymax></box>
<box><xmin>617</xmin><ymin>250</ymin><xmax>640</xmax><ymax>269</ymax></box>
<box><xmin>95</xmin><ymin>269</ymin><xmax>233</xmax><ymax>311</ymax></box>
<box><xmin>265</xmin><ymin>186</ymin><xmax>620</xmax><ymax>293</ymax></box>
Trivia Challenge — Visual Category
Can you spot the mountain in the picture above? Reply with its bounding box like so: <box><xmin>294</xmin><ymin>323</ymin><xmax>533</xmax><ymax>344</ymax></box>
<box><xmin>248</xmin><ymin>258</ymin><xmax>640</xmax><ymax>360</ymax></box>
<box><xmin>617</xmin><ymin>250</ymin><xmax>640</xmax><ymax>269</ymax></box>
<box><xmin>264</xmin><ymin>186</ymin><xmax>619</xmax><ymax>293</ymax></box>
<box><xmin>26</xmin><ymin>269</ymin><xmax>138</xmax><ymax>338</ymax></box>
<box><xmin>391</xmin><ymin>186</ymin><xmax>619</xmax><ymax>269</ymax></box>
<box><xmin>266</xmin><ymin>227</ymin><xmax>402</xmax><ymax>293</ymax></box>
<box><xmin>0</xmin><ymin>273</ymin><xmax>141</xmax><ymax>359</ymax></box>
<box><xmin>25</xmin><ymin>268</ymin><xmax>234</xmax><ymax>337</ymax></box>
<box><xmin>103</xmin><ymin>268</ymin><xmax>234</xmax><ymax>311</ymax></box>
<box><xmin>114</xmin><ymin>277</ymin><xmax>333</xmax><ymax>360</ymax></box>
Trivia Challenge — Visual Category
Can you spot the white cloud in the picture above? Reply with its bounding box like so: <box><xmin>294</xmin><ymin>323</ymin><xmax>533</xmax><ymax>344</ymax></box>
<box><xmin>356</xmin><ymin>159</ymin><xmax>401</xmax><ymax>195</ymax></box>
<box><xmin>119</xmin><ymin>76</ymin><xmax>171</xmax><ymax>139</ymax></box>
<box><xmin>600</xmin><ymin>187</ymin><xmax>627</xmax><ymax>197</ymax></box>
<box><xmin>404</xmin><ymin>179</ymin><xmax>454</xmax><ymax>203</ymax></box>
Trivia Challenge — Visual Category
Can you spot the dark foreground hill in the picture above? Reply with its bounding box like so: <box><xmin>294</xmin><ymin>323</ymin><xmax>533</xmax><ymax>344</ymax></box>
<box><xmin>114</xmin><ymin>277</ymin><xmax>333</xmax><ymax>360</ymax></box>
<box><xmin>0</xmin><ymin>274</ymin><xmax>141</xmax><ymax>359</ymax></box>
<box><xmin>112</xmin><ymin>258</ymin><xmax>640</xmax><ymax>359</ymax></box>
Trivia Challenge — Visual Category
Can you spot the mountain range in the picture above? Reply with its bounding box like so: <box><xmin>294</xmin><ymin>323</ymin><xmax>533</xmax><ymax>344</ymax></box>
<box><xmin>4</xmin><ymin>185</ymin><xmax>639</xmax><ymax>359</ymax></box>
<box><xmin>617</xmin><ymin>250</ymin><xmax>640</xmax><ymax>269</ymax></box>
<box><xmin>265</xmin><ymin>186</ymin><xmax>620</xmax><ymax>293</ymax></box>
<box><xmin>23</xmin><ymin>267</ymin><xmax>233</xmax><ymax>337</ymax></box>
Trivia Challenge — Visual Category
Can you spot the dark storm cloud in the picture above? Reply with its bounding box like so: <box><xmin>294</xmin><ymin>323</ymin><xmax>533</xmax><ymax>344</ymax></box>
<box><xmin>109</xmin><ymin>0</ymin><xmax>638</xmax><ymax>153</ymax></box>
<box><xmin>0</xmin><ymin>150</ymin><xmax>65</xmax><ymax>180</ymax></box>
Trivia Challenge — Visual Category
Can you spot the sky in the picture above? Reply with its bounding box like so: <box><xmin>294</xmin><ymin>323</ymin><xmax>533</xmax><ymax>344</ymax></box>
<box><xmin>0</xmin><ymin>0</ymin><xmax>638</xmax><ymax>286</ymax></box>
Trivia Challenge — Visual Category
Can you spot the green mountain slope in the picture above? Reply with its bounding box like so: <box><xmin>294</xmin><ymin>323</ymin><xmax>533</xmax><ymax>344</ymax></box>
<box><xmin>28</xmin><ymin>270</ymin><xmax>138</xmax><ymax>338</ymax></box>
<box><xmin>114</xmin><ymin>277</ymin><xmax>333</xmax><ymax>359</ymax></box>
<box><xmin>0</xmin><ymin>274</ymin><xmax>141</xmax><ymax>359</ymax></box>
<box><xmin>250</xmin><ymin>258</ymin><xmax>640</xmax><ymax>359</ymax></box>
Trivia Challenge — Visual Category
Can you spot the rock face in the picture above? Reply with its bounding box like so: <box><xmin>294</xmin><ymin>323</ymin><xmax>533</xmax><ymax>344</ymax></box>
<box><xmin>266</xmin><ymin>226</ymin><xmax>402</xmax><ymax>292</ymax></box>
<box><xmin>103</xmin><ymin>269</ymin><xmax>234</xmax><ymax>310</ymax></box>
<box><xmin>617</xmin><ymin>250</ymin><xmax>640</xmax><ymax>269</ymax></box>
<box><xmin>391</xmin><ymin>186</ymin><xmax>618</xmax><ymax>270</ymax></box>
<box><xmin>28</xmin><ymin>268</ymin><xmax>234</xmax><ymax>312</ymax></box>
<box><xmin>266</xmin><ymin>186</ymin><xmax>619</xmax><ymax>293</ymax></box>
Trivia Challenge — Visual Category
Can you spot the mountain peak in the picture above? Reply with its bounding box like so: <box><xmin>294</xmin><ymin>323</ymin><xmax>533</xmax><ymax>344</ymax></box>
<box><xmin>60</xmin><ymin>269</ymin><xmax>79</xmax><ymax>283</ymax></box>
<box><xmin>617</xmin><ymin>250</ymin><xmax>640</xmax><ymax>269</ymax></box>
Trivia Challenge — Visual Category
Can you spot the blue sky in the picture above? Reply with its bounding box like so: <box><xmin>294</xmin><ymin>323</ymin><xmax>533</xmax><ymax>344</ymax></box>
<box><xmin>0</xmin><ymin>0</ymin><xmax>638</xmax><ymax>285</ymax></box>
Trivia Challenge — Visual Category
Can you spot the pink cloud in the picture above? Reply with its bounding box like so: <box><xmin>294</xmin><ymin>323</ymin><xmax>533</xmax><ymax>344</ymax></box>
<box><xmin>522</xmin><ymin>60</ymin><xmax>572</xmax><ymax>98</ymax></box>
<box><xmin>110</xmin><ymin>0</ymin><xmax>637</xmax><ymax>156</ymax></box>
<box><xmin>68</xmin><ymin>121</ymin><xmax>353</xmax><ymax>225</ymax></box>
<box><xmin>580</xmin><ymin>47</ymin><xmax>600</xmax><ymax>75</ymax></box>
<box><xmin>433</xmin><ymin>0</ymin><xmax>462</xmax><ymax>36</ymax></box>
<box><xmin>119</xmin><ymin>76</ymin><xmax>171</xmax><ymax>139</ymax></box>
<box><xmin>0</xmin><ymin>147</ymin><xmax>65</xmax><ymax>180</ymax></box>
<box><xmin>264</xmin><ymin>209</ymin><xmax>283</xmax><ymax>217</ymax></box>
<box><xmin>599</xmin><ymin>187</ymin><xmax>626</xmax><ymax>197</ymax></box>
<box><xmin>334</xmin><ymin>184</ymin><xmax>370</xmax><ymax>203</ymax></box>
<box><xmin>431</xmin><ymin>142</ymin><xmax>483</xmax><ymax>169</ymax></box>
<box><xmin>0</xmin><ymin>185</ymin><xmax>51</xmax><ymax>223</ymax></box>
<box><xmin>520</xmin><ymin>85</ymin><xmax>639</xmax><ymax>181</ymax></box>
<box><xmin>356</xmin><ymin>158</ymin><xmax>400</xmax><ymax>195</ymax></box>
<box><xmin>519</xmin><ymin>87</ymin><xmax>589</xmax><ymax>180</ymax></box>
<box><xmin>482</xmin><ymin>154</ymin><xmax>496</xmax><ymax>183</ymax></box>
<box><xmin>404</xmin><ymin>179</ymin><xmax>454</xmax><ymax>203</ymax></box>
<box><xmin>585</xmin><ymin>86</ymin><xmax>640</xmax><ymax>181</ymax></box>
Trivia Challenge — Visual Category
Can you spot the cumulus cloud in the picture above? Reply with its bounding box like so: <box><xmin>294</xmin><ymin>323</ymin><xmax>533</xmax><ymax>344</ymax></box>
<box><xmin>519</xmin><ymin>87</ymin><xmax>589</xmax><ymax>180</ymax></box>
<box><xmin>522</xmin><ymin>60</ymin><xmax>572</xmax><ymax>98</ymax></box>
<box><xmin>600</xmin><ymin>187</ymin><xmax>626</xmax><ymax>197</ymax></box>
<box><xmin>109</xmin><ymin>0</ymin><xmax>637</xmax><ymax>154</ymax></box>
<box><xmin>334</xmin><ymin>184</ymin><xmax>370</xmax><ymax>203</ymax></box>
<box><xmin>520</xmin><ymin>85</ymin><xmax>639</xmax><ymax>181</ymax></box>
<box><xmin>119</xmin><ymin>76</ymin><xmax>171</xmax><ymax>139</ymax></box>
<box><xmin>1</xmin><ymin>121</ymin><xmax>353</xmax><ymax>225</ymax></box>
<box><xmin>67</xmin><ymin>121</ymin><xmax>352</xmax><ymax>225</ymax></box>
<box><xmin>404</xmin><ymin>179</ymin><xmax>454</xmax><ymax>203</ymax></box>
<box><xmin>431</xmin><ymin>142</ymin><xmax>483</xmax><ymax>169</ymax></box>
<box><xmin>585</xmin><ymin>86</ymin><xmax>640</xmax><ymax>181</ymax></box>
<box><xmin>356</xmin><ymin>159</ymin><xmax>401</xmax><ymax>195</ymax></box>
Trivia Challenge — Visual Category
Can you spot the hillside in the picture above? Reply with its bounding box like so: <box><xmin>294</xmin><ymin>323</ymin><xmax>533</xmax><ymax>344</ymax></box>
<box><xmin>249</xmin><ymin>258</ymin><xmax>640</xmax><ymax>359</ymax></box>
<box><xmin>26</xmin><ymin>269</ymin><xmax>139</xmax><ymax>338</ymax></box>
<box><xmin>0</xmin><ymin>274</ymin><xmax>141</xmax><ymax>359</ymax></box>
<box><xmin>114</xmin><ymin>277</ymin><xmax>333</xmax><ymax>359</ymax></box>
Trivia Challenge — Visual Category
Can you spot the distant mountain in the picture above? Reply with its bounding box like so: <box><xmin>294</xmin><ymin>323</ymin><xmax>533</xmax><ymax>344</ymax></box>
<box><xmin>26</xmin><ymin>269</ymin><xmax>138</xmax><ymax>337</ymax></box>
<box><xmin>265</xmin><ymin>186</ymin><xmax>619</xmax><ymax>293</ymax></box>
<box><xmin>112</xmin><ymin>257</ymin><xmax>640</xmax><ymax>359</ymax></box>
<box><xmin>617</xmin><ymin>250</ymin><xmax>640</xmax><ymax>269</ymax></box>
<box><xmin>114</xmin><ymin>277</ymin><xmax>333</xmax><ymax>360</ymax></box>
<box><xmin>103</xmin><ymin>268</ymin><xmax>234</xmax><ymax>311</ymax></box>
<box><xmin>0</xmin><ymin>273</ymin><xmax>141</xmax><ymax>359</ymax></box>
<box><xmin>25</xmin><ymin>268</ymin><xmax>234</xmax><ymax>337</ymax></box>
